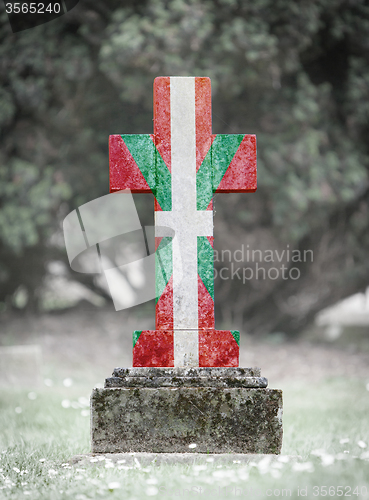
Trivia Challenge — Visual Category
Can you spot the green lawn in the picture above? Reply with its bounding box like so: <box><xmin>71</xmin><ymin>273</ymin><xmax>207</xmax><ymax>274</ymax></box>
<box><xmin>0</xmin><ymin>378</ymin><xmax>368</xmax><ymax>499</ymax></box>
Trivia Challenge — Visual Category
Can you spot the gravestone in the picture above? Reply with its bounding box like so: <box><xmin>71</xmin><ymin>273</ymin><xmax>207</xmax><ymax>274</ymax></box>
<box><xmin>91</xmin><ymin>77</ymin><xmax>283</xmax><ymax>454</ymax></box>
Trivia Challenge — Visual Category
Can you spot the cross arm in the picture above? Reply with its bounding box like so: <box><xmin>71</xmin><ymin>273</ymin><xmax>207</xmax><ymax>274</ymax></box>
<box><xmin>212</xmin><ymin>134</ymin><xmax>257</xmax><ymax>194</ymax></box>
<box><xmin>109</xmin><ymin>134</ymin><xmax>156</xmax><ymax>194</ymax></box>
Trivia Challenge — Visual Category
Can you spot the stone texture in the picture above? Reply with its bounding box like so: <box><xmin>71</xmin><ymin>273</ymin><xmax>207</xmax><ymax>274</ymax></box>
<box><xmin>105</xmin><ymin>376</ymin><xmax>268</xmax><ymax>388</ymax></box>
<box><xmin>106</xmin><ymin>366</ymin><xmax>267</xmax><ymax>388</ymax></box>
<box><xmin>91</xmin><ymin>373</ymin><xmax>282</xmax><ymax>454</ymax></box>
<box><xmin>112</xmin><ymin>367</ymin><xmax>261</xmax><ymax>377</ymax></box>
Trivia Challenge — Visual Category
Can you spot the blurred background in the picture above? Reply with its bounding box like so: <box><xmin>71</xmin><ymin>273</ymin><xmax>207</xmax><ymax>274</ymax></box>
<box><xmin>1</xmin><ymin>0</ymin><xmax>369</xmax><ymax>384</ymax></box>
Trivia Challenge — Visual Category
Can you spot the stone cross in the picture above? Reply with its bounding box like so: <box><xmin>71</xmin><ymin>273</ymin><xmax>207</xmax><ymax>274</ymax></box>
<box><xmin>109</xmin><ymin>77</ymin><xmax>256</xmax><ymax>368</ymax></box>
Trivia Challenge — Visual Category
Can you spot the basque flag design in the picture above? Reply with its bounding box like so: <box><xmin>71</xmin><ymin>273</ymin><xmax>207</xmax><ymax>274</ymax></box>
<box><xmin>109</xmin><ymin>77</ymin><xmax>256</xmax><ymax>367</ymax></box>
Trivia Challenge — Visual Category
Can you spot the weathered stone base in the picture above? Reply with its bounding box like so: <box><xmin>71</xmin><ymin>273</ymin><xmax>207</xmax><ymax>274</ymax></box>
<box><xmin>91</xmin><ymin>368</ymin><xmax>283</xmax><ymax>454</ymax></box>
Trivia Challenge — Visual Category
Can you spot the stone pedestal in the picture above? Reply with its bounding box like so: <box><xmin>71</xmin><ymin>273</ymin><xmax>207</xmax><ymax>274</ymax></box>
<box><xmin>91</xmin><ymin>367</ymin><xmax>283</xmax><ymax>454</ymax></box>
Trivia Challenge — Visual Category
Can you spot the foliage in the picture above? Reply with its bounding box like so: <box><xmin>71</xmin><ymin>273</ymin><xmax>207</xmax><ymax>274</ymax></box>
<box><xmin>0</xmin><ymin>0</ymin><xmax>369</xmax><ymax>331</ymax></box>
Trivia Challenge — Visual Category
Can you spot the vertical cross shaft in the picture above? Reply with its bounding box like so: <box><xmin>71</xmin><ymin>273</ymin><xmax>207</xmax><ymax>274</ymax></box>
<box><xmin>109</xmin><ymin>76</ymin><xmax>257</xmax><ymax>367</ymax></box>
<box><xmin>156</xmin><ymin>78</ymin><xmax>213</xmax><ymax>365</ymax></box>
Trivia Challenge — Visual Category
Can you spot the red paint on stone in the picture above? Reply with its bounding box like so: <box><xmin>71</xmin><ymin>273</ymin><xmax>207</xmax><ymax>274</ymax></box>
<box><xmin>206</xmin><ymin>236</ymin><xmax>214</xmax><ymax>248</ymax></box>
<box><xmin>155</xmin><ymin>236</ymin><xmax>163</xmax><ymax>252</ymax></box>
<box><xmin>154</xmin><ymin>199</ymin><xmax>163</xmax><ymax>211</ymax></box>
<box><xmin>154</xmin><ymin>77</ymin><xmax>171</xmax><ymax>172</ymax></box>
<box><xmin>195</xmin><ymin>77</ymin><xmax>214</xmax><ymax>172</ymax></box>
<box><xmin>156</xmin><ymin>275</ymin><xmax>173</xmax><ymax>330</ymax></box>
<box><xmin>109</xmin><ymin>135</ymin><xmax>152</xmax><ymax>193</ymax></box>
<box><xmin>133</xmin><ymin>330</ymin><xmax>174</xmax><ymax>367</ymax></box>
<box><xmin>198</xmin><ymin>275</ymin><xmax>214</xmax><ymax>329</ymax></box>
<box><xmin>198</xmin><ymin>330</ymin><xmax>239</xmax><ymax>367</ymax></box>
<box><xmin>206</xmin><ymin>199</ymin><xmax>213</xmax><ymax>211</ymax></box>
<box><xmin>216</xmin><ymin>134</ymin><xmax>257</xmax><ymax>193</ymax></box>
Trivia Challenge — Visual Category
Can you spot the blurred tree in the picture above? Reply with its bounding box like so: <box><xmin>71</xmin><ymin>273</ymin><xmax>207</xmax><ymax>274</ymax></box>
<box><xmin>0</xmin><ymin>0</ymin><xmax>369</xmax><ymax>334</ymax></box>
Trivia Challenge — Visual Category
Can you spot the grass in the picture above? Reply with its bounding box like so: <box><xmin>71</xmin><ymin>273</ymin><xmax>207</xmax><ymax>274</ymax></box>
<box><xmin>0</xmin><ymin>378</ymin><xmax>369</xmax><ymax>499</ymax></box>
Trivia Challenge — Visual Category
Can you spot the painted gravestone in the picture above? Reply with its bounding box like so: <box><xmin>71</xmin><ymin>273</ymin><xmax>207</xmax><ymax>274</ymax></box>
<box><xmin>91</xmin><ymin>77</ymin><xmax>283</xmax><ymax>454</ymax></box>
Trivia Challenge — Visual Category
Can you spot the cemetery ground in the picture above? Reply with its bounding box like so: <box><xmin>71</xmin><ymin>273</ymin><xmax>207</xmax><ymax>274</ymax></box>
<box><xmin>1</xmin><ymin>305</ymin><xmax>369</xmax><ymax>499</ymax></box>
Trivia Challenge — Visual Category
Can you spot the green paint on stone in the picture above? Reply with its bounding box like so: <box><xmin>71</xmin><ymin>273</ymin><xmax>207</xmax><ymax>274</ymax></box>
<box><xmin>133</xmin><ymin>330</ymin><xmax>142</xmax><ymax>348</ymax></box>
<box><xmin>155</xmin><ymin>237</ymin><xmax>172</xmax><ymax>304</ymax></box>
<box><xmin>197</xmin><ymin>148</ymin><xmax>213</xmax><ymax>210</ymax></box>
<box><xmin>197</xmin><ymin>237</ymin><xmax>214</xmax><ymax>300</ymax></box>
<box><xmin>212</xmin><ymin>135</ymin><xmax>244</xmax><ymax>192</ymax></box>
<box><xmin>231</xmin><ymin>330</ymin><xmax>240</xmax><ymax>346</ymax></box>
<box><xmin>155</xmin><ymin>151</ymin><xmax>172</xmax><ymax>211</ymax></box>
<box><xmin>123</xmin><ymin>135</ymin><xmax>156</xmax><ymax>194</ymax></box>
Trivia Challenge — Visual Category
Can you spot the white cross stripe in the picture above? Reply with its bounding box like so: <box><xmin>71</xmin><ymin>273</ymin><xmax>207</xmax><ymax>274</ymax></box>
<box><xmin>155</xmin><ymin>77</ymin><xmax>214</xmax><ymax>367</ymax></box>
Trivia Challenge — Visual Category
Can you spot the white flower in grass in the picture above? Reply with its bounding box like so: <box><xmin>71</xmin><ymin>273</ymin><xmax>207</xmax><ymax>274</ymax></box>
<box><xmin>277</xmin><ymin>455</ymin><xmax>290</xmax><ymax>463</ymax></box>
<box><xmin>340</xmin><ymin>438</ymin><xmax>349</xmax><ymax>444</ymax></box>
<box><xmin>146</xmin><ymin>478</ymin><xmax>158</xmax><ymax>485</ymax></box>
<box><xmin>27</xmin><ymin>392</ymin><xmax>37</xmax><ymax>400</ymax></box>
<box><xmin>24</xmin><ymin>491</ymin><xmax>30</xmax><ymax>495</ymax></box>
<box><xmin>44</xmin><ymin>379</ymin><xmax>53</xmax><ymax>387</ymax></box>
<box><xmin>146</xmin><ymin>486</ymin><xmax>158</xmax><ymax>496</ymax></box>
<box><xmin>81</xmin><ymin>410</ymin><xmax>89</xmax><ymax>417</ymax></box>
<box><xmin>321</xmin><ymin>455</ymin><xmax>335</xmax><ymax>467</ymax></box>
<box><xmin>39</xmin><ymin>459</ymin><xmax>46</xmax><ymax>463</ymax></box>
<box><xmin>188</xmin><ymin>443</ymin><xmax>197</xmax><ymax>449</ymax></box>
<box><xmin>360</xmin><ymin>451</ymin><xmax>369</xmax><ymax>460</ymax></box>
<box><xmin>270</xmin><ymin>468</ymin><xmax>282</xmax><ymax>479</ymax></box>
<box><xmin>292</xmin><ymin>462</ymin><xmax>314</xmax><ymax>472</ymax></box>
<box><xmin>108</xmin><ymin>482</ymin><xmax>120</xmax><ymax>491</ymax></box>
<box><xmin>15</xmin><ymin>407</ymin><xmax>22</xmax><ymax>414</ymax></box>
<box><xmin>212</xmin><ymin>469</ymin><xmax>236</xmax><ymax>479</ymax></box>
<box><xmin>63</xmin><ymin>378</ymin><xmax>73</xmax><ymax>387</ymax></box>
<box><xmin>206</xmin><ymin>457</ymin><xmax>214</xmax><ymax>463</ymax></box>
<box><xmin>13</xmin><ymin>467</ymin><xmax>20</xmax><ymax>473</ymax></box>
<box><xmin>336</xmin><ymin>453</ymin><xmax>349</xmax><ymax>460</ymax></box>
<box><xmin>193</xmin><ymin>465</ymin><xmax>207</xmax><ymax>472</ymax></box>
<box><xmin>48</xmin><ymin>469</ymin><xmax>57</xmax><ymax>476</ymax></box>
<box><xmin>117</xmin><ymin>459</ymin><xmax>126</xmax><ymax>464</ymax></box>
<box><xmin>105</xmin><ymin>462</ymin><xmax>114</xmax><ymax>468</ymax></box>
<box><xmin>89</xmin><ymin>458</ymin><xmax>98</xmax><ymax>463</ymax></box>
<box><xmin>61</xmin><ymin>400</ymin><xmax>70</xmax><ymax>409</ymax></box>
<box><xmin>257</xmin><ymin>456</ymin><xmax>272</xmax><ymax>474</ymax></box>
<box><xmin>358</xmin><ymin>440</ymin><xmax>367</xmax><ymax>449</ymax></box>
<box><xmin>21</xmin><ymin>482</ymin><xmax>27</xmax><ymax>486</ymax></box>
<box><xmin>272</xmin><ymin>461</ymin><xmax>283</xmax><ymax>469</ymax></box>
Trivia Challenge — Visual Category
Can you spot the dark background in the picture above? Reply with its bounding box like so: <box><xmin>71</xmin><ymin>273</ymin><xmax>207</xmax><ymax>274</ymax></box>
<box><xmin>1</xmin><ymin>0</ymin><xmax>369</xmax><ymax>337</ymax></box>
